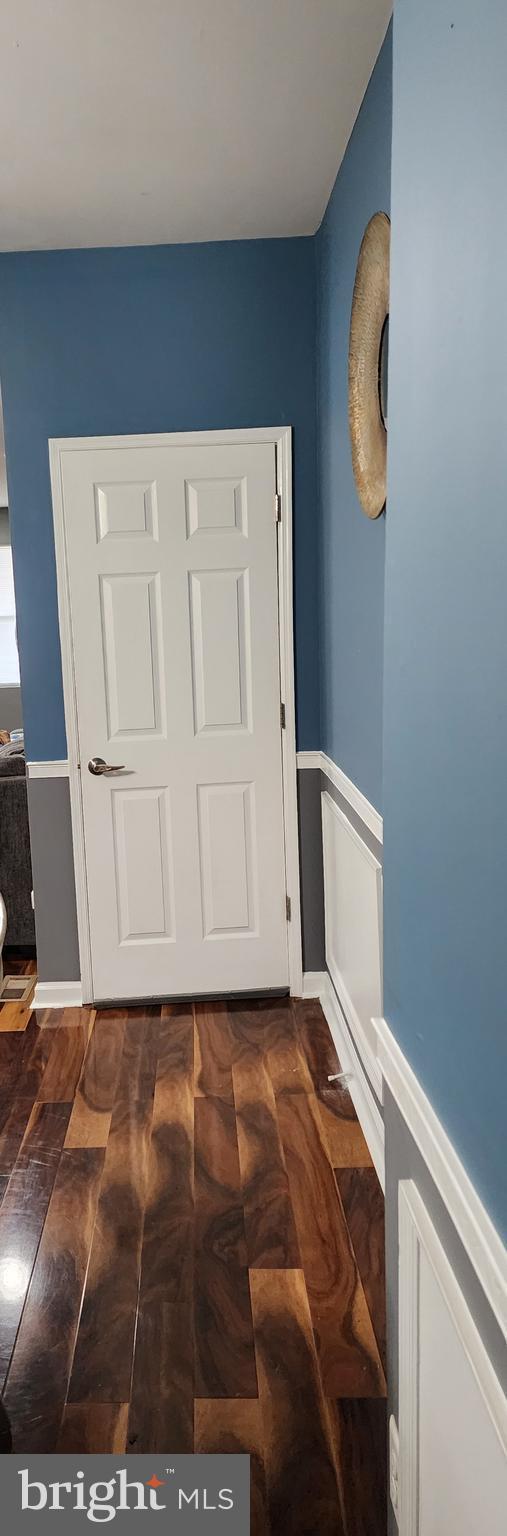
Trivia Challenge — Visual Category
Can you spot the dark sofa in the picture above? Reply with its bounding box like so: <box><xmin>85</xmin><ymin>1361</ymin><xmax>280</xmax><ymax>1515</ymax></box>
<box><xmin>0</xmin><ymin>744</ymin><xmax>35</xmax><ymax>947</ymax></box>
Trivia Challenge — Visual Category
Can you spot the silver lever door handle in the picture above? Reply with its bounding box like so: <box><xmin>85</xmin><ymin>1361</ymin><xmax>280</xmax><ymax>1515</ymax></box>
<box><xmin>88</xmin><ymin>756</ymin><xmax>125</xmax><ymax>776</ymax></box>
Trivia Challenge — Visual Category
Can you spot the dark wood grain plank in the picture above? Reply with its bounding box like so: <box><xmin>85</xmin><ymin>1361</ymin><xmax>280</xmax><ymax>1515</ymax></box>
<box><xmin>0</xmin><ymin>1097</ymin><xmax>36</xmax><ymax>1178</ymax></box>
<box><xmin>3</xmin><ymin>1147</ymin><xmax>104</xmax><ymax>1449</ymax></box>
<box><xmin>194</xmin><ymin>1001</ymin><xmax>233</xmax><ymax>1102</ymax></box>
<box><xmin>127</xmin><ymin>1010</ymin><xmax>194</xmax><ymax>1451</ymax></box>
<box><xmin>335</xmin><ymin>1169</ymin><xmax>386</xmax><ymax>1371</ymax></box>
<box><xmin>128</xmin><ymin>1301</ymin><xmax>193</xmax><ymax>1453</ymax></box>
<box><xmin>139</xmin><ymin>1008</ymin><xmax>194</xmax><ymax>1310</ymax></box>
<box><xmin>250</xmin><ymin>1268</ymin><xmax>344</xmax><ymax>1536</ymax></box>
<box><xmin>330</xmin><ymin>1399</ymin><xmax>387</xmax><ymax>1536</ymax></box>
<box><xmin>227</xmin><ymin>997</ymin><xmax>295</xmax><ymax>1068</ymax></box>
<box><xmin>0</xmin><ymin>1100</ymin><xmax>72</xmax><ymax>1385</ymax></box>
<box><xmin>65</xmin><ymin>1011</ymin><xmax>127</xmax><ymax>1148</ymax></box>
<box><xmin>195</xmin><ymin>1399</ymin><xmax>269</xmax><ymax>1536</ymax></box>
<box><xmin>112</xmin><ymin>1007</ymin><xmax>160</xmax><ymax>1104</ymax></box>
<box><xmin>194</xmin><ymin>1096</ymin><xmax>257</xmax><ymax>1398</ymax></box>
<box><xmin>275</xmin><ymin>1088</ymin><xmax>385</xmax><ymax>1397</ymax></box>
<box><xmin>233</xmin><ymin>1052</ymin><xmax>300</xmax><ymax>1268</ymax></box>
<box><xmin>294</xmin><ymin>999</ymin><xmax>372</xmax><ymax>1166</ymax></box>
<box><xmin>67</xmin><ymin>1096</ymin><xmax>153</xmax><ymax>1402</ymax></box>
<box><xmin>0</xmin><ymin>1012</ymin><xmax>58</xmax><ymax>1101</ymax></box>
<box><xmin>37</xmin><ymin>1010</ymin><xmax>94</xmax><ymax>1102</ymax></box>
<box><xmin>57</xmin><ymin>1403</ymin><xmax>128</xmax><ymax>1454</ymax></box>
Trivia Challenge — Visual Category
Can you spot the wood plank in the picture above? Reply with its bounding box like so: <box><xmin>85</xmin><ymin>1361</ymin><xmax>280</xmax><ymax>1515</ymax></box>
<box><xmin>194</xmin><ymin>1000</ymin><xmax>233</xmax><ymax>1102</ymax></box>
<box><xmin>57</xmin><ymin>1403</ymin><xmax>129</xmax><ymax>1454</ymax></box>
<box><xmin>137</xmin><ymin>1009</ymin><xmax>194</xmax><ymax>1309</ymax></box>
<box><xmin>195</xmin><ymin>1399</ymin><xmax>269</xmax><ymax>1536</ymax></box>
<box><xmin>127</xmin><ymin>1010</ymin><xmax>194</xmax><ymax>1451</ymax></box>
<box><xmin>65</xmin><ymin>1010</ymin><xmax>126</xmax><ymax>1148</ymax></box>
<box><xmin>67</xmin><ymin>1096</ymin><xmax>153</xmax><ymax>1403</ymax></box>
<box><xmin>250</xmin><ymin>1269</ymin><xmax>344</xmax><ymax>1536</ymax></box>
<box><xmin>227</xmin><ymin>998</ymin><xmax>295</xmax><ymax>1067</ymax></box>
<box><xmin>335</xmin><ymin>1169</ymin><xmax>386</xmax><ymax>1371</ymax></box>
<box><xmin>194</xmin><ymin>1096</ymin><xmax>257</xmax><ymax>1398</ymax></box>
<box><xmin>113</xmin><ymin>1007</ymin><xmax>160</xmax><ymax>1104</ymax></box>
<box><xmin>0</xmin><ymin>1100</ymin><xmax>72</xmax><ymax>1385</ymax></box>
<box><xmin>0</xmin><ymin>1096</ymin><xmax>36</xmax><ymax>1178</ymax></box>
<box><xmin>37</xmin><ymin>1010</ymin><xmax>94</xmax><ymax>1102</ymax></box>
<box><xmin>294</xmin><ymin>999</ymin><xmax>372</xmax><ymax>1167</ymax></box>
<box><xmin>0</xmin><ymin>1012</ymin><xmax>57</xmax><ymax>1100</ymax></box>
<box><xmin>265</xmin><ymin>1003</ymin><xmax>315</xmax><ymax>1097</ymax></box>
<box><xmin>3</xmin><ymin>1147</ymin><xmax>104</xmax><ymax>1450</ymax></box>
<box><xmin>330</xmin><ymin>1399</ymin><xmax>387</xmax><ymax>1536</ymax></box>
<box><xmin>233</xmin><ymin>1052</ymin><xmax>300</xmax><ymax>1268</ymax></box>
<box><xmin>128</xmin><ymin>1301</ymin><xmax>193</xmax><ymax>1453</ymax></box>
<box><xmin>275</xmin><ymin>1088</ymin><xmax>385</xmax><ymax>1398</ymax></box>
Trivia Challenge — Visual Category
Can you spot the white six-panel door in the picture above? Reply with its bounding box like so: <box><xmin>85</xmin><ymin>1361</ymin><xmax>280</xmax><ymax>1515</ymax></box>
<box><xmin>57</xmin><ymin>438</ymin><xmax>289</xmax><ymax>1001</ymax></box>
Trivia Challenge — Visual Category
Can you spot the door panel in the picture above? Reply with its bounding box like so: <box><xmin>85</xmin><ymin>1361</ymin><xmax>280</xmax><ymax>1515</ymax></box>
<box><xmin>59</xmin><ymin>439</ymin><xmax>288</xmax><ymax>1000</ymax></box>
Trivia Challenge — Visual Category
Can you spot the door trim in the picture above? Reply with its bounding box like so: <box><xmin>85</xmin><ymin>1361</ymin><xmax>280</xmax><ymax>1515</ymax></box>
<box><xmin>49</xmin><ymin>427</ymin><xmax>302</xmax><ymax>1004</ymax></box>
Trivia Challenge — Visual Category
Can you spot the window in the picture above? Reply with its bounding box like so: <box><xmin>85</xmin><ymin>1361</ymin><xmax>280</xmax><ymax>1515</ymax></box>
<box><xmin>0</xmin><ymin>544</ymin><xmax>20</xmax><ymax>686</ymax></box>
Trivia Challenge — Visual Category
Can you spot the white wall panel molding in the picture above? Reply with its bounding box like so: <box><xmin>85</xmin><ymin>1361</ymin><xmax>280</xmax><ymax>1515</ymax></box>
<box><xmin>33</xmin><ymin>980</ymin><xmax>83</xmax><ymax>1009</ymax></box>
<box><xmin>297</xmin><ymin>749</ymin><xmax>383</xmax><ymax>843</ymax></box>
<box><xmin>398</xmin><ymin>1179</ymin><xmax>507</xmax><ymax>1534</ymax></box>
<box><xmin>27</xmin><ymin>759</ymin><xmax>70</xmax><ymax>778</ymax></box>
<box><xmin>376</xmin><ymin>1017</ymin><xmax>507</xmax><ymax>1339</ymax></box>
<box><xmin>302</xmin><ymin>970</ymin><xmax>327</xmax><ymax>999</ymax></box>
<box><xmin>322</xmin><ymin>788</ymin><xmax>383</xmax><ymax>1099</ymax></box>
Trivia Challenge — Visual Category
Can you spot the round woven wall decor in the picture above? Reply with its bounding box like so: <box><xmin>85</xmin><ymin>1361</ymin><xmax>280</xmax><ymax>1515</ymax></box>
<box><xmin>348</xmin><ymin>211</ymin><xmax>390</xmax><ymax>518</ymax></box>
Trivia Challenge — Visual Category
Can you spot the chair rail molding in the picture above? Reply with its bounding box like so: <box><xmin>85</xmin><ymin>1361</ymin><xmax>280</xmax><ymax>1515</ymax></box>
<box><xmin>376</xmin><ymin>1016</ymin><xmax>507</xmax><ymax>1339</ymax></box>
<box><xmin>27</xmin><ymin>760</ymin><xmax>70</xmax><ymax>778</ymax></box>
<box><xmin>297</xmin><ymin>749</ymin><xmax>383</xmax><ymax>843</ymax></box>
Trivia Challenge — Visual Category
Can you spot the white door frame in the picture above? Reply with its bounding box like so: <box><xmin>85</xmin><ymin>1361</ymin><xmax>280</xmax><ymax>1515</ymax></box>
<box><xmin>49</xmin><ymin>426</ymin><xmax>303</xmax><ymax>1004</ymax></box>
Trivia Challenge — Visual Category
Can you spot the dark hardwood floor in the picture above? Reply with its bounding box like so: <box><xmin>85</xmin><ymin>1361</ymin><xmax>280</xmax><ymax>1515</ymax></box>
<box><xmin>0</xmin><ymin>989</ymin><xmax>387</xmax><ymax>1534</ymax></box>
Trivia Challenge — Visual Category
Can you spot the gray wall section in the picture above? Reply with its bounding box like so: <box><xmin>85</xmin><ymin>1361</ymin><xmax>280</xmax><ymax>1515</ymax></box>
<box><xmin>27</xmin><ymin>775</ymin><xmax>80</xmax><ymax>982</ymax></box>
<box><xmin>297</xmin><ymin>767</ymin><xmax>325</xmax><ymax>973</ymax></box>
<box><xmin>0</xmin><ymin>685</ymin><xmax>23</xmax><ymax>731</ymax></box>
<box><xmin>384</xmin><ymin>1085</ymin><xmax>507</xmax><ymax>1535</ymax></box>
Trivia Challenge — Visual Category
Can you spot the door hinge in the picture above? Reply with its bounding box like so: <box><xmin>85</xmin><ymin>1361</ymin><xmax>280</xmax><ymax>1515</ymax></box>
<box><xmin>286</xmin><ymin>894</ymin><xmax>292</xmax><ymax>922</ymax></box>
<box><xmin>275</xmin><ymin>492</ymin><xmax>282</xmax><ymax>522</ymax></box>
<box><xmin>280</xmin><ymin>701</ymin><xmax>286</xmax><ymax>729</ymax></box>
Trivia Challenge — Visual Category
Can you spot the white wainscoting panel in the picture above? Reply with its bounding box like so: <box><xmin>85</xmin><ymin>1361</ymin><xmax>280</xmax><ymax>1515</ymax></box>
<box><xmin>398</xmin><ymin>1180</ymin><xmax>507</xmax><ymax>1535</ymax></box>
<box><xmin>322</xmin><ymin>789</ymin><xmax>383</xmax><ymax>1098</ymax></box>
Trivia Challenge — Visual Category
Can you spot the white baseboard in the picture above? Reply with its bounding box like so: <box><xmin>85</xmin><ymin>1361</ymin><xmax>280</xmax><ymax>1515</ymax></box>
<box><xmin>320</xmin><ymin>972</ymin><xmax>385</xmax><ymax>1189</ymax></box>
<box><xmin>375</xmin><ymin>1015</ymin><xmax>507</xmax><ymax>1339</ymax></box>
<box><xmin>33</xmin><ymin>980</ymin><xmax>83</xmax><ymax>1009</ymax></box>
<box><xmin>302</xmin><ymin>970</ymin><xmax>327</xmax><ymax>998</ymax></box>
<box><xmin>297</xmin><ymin>749</ymin><xmax>383</xmax><ymax>843</ymax></box>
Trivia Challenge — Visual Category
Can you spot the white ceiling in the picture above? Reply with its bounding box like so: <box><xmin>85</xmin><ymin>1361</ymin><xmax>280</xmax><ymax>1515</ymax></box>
<box><xmin>0</xmin><ymin>0</ymin><xmax>391</xmax><ymax>251</ymax></box>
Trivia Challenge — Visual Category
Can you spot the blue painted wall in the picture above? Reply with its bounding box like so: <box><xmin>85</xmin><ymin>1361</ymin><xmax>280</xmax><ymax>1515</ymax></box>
<box><xmin>316</xmin><ymin>26</ymin><xmax>392</xmax><ymax>812</ymax></box>
<box><xmin>384</xmin><ymin>0</ymin><xmax>507</xmax><ymax>1239</ymax></box>
<box><xmin>0</xmin><ymin>238</ymin><xmax>317</xmax><ymax>759</ymax></box>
